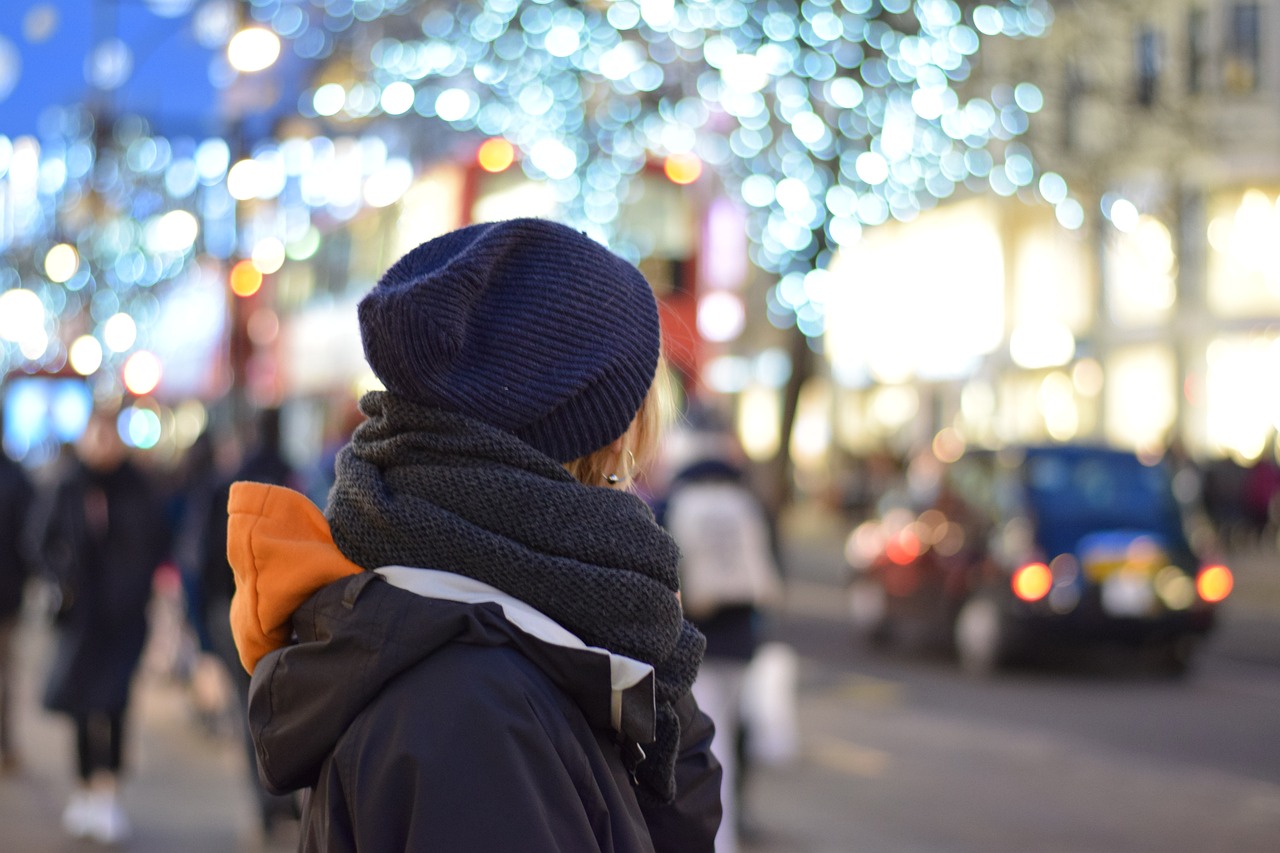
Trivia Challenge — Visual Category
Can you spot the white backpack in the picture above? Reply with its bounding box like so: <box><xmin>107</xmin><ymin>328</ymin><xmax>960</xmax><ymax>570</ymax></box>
<box><xmin>666</xmin><ymin>480</ymin><xmax>782</xmax><ymax>620</ymax></box>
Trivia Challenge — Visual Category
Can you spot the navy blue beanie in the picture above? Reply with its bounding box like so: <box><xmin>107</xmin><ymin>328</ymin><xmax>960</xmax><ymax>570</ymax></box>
<box><xmin>358</xmin><ymin>218</ymin><xmax>662</xmax><ymax>462</ymax></box>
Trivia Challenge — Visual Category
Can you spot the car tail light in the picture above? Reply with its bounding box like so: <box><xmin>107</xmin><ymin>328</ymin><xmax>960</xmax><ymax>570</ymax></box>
<box><xmin>1196</xmin><ymin>565</ymin><xmax>1233</xmax><ymax>603</ymax></box>
<box><xmin>1011</xmin><ymin>562</ymin><xmax>1053</xmax><ymax>602</ymax></box>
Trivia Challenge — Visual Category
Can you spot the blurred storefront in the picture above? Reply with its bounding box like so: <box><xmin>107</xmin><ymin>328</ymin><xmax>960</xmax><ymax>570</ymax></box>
<box><xmin>764</xmin><ymin>0</ymin><xmax>1280</xmax><ymax>499</ymax></box>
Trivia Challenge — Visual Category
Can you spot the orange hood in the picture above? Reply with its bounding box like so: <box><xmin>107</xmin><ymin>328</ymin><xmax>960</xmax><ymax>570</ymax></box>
<box><xmin>227</xmin><ymin>482</ymin><xmax>363</xmax><ymax>674</ymax></box>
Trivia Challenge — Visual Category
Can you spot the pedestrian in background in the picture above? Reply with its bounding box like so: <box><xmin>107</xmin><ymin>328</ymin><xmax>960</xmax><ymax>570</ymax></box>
<box><xmin>655</xmin><ymin>419</ymin><xmax>783</xmax><ymax>853</ymax></box>
<box><xmin>227</xmin><ymin>218</ymin><xmax>721</xmax><ymax>851</ymax></box>
<box><xmin>199</xmin><ymin>406</ymin><xmax>302</xmax><ymax>837</ymax></box>
<box><xmin>29</xmin><ymin>406</ymin><xmax>170</xmax><ymax>844</ymax></box>
<box><xmin>0</xmin><ymin>403</ymin><xmax>35</xmax><ymax>774</ymax></box>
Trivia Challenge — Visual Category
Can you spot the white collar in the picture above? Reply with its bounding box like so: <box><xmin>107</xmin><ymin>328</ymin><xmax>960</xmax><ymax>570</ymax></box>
<box><xmin>374</xmin><ymin>566</ymin><xmax>653</xmax><ymax>732</ymax></box>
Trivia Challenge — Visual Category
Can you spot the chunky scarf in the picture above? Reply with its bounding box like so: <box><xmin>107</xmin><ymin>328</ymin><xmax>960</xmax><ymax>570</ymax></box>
<box><xmin>326</xmin><ymin>391</ymin><xmax>704</xmax><ymax>804</ymax></box>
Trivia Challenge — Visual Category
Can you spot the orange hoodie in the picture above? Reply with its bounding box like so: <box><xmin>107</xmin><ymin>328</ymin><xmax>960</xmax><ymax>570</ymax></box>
<box><xmin>226</xmin><ymin>481</ymin><xmax>363</xmax><ymax>674</ymax></box>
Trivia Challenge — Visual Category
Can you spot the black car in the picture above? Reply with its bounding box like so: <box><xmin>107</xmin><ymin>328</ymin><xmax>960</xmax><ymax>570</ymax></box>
<box><xmin>846</xmin><ymin>444</ymin><xmax>1233</xmax><ymax>675</ymax></box>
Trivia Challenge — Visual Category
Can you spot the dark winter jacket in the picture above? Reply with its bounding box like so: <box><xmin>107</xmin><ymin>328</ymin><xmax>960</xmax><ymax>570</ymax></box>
<box><xmin>230</xmin><ymin>483</ymin><xmax>722</xmax><ymax>852</ymax></box>
<box><xmin>33</xmin><ymin>457</ymin><xmax>170</xmax><ymax>714</ymax></box>
<box><xmin>0</xmin><ymin>452</ymin><xmax>34</xmax><ymax>620</ymax></box>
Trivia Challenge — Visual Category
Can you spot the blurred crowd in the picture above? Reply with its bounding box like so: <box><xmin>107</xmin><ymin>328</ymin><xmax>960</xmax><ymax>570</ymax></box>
<box><xmin>0</xmin><ymin>392</ymin><xmax>798</xmax><ymax>851</ymax></box>
<box><xmin>0</xmin><ymin>397</ymin><xmax>344</xmax><ymax>846</ymax></box>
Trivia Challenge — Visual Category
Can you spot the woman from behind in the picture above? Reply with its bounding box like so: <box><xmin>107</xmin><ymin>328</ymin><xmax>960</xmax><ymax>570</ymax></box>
<box><xmin>227</xmin><ymin>218</ymin><xmax>721</xmax><ymax>852</ymax></box>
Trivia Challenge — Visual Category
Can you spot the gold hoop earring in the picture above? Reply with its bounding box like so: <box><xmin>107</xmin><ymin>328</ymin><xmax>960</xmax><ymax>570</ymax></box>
<box><xmin>603</xmin><ymin>449</ymin><xmax>637</xmax><ymax>486</ymax></box>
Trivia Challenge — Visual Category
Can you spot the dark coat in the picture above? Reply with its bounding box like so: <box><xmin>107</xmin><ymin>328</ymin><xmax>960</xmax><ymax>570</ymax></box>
<box><xmin>33</xmin><ymin>458</ymin><xmax>170</xmax><ymax>715</ymax></box>
<box><xmin>0</xmin><ymin>453</ymin><xmax>34</xmax><ymax>620</ymax></box>
<box><xmin>249</xmin><ymin>572</ymin><xmax>722</xmax><ymax>853</ymax></box>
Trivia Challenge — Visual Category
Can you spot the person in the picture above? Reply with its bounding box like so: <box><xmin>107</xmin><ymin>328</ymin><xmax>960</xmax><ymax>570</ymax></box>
<box><xmin>227</xmin><ymin>218</ymin><xmax>721</xmax><ymax>851</ymax></box>
<box><xmin>29</xmin><ymin>406</ymin><xmax>170</xmax><ymax>844</ymax></box>
<box><xmin>199</xmin><ymin>407</ymin><xmax>302</xmax><ymax>836</ymax></box>
<box><xmin>0</xmin><ymin>418</ymin><xmax>35</xmax><ymax>773</ymax></box>
<box><xmin>654</xmin><ymin>424</ymin><xmax>783</xmax><ymax>853</ymax></box>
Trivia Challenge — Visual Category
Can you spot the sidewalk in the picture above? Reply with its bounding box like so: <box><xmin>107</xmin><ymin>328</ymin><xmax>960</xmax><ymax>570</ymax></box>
<box><xmin>0</xmin><ymin>609</ymin><xmax>297</xmax><ymax>853</ymax></box>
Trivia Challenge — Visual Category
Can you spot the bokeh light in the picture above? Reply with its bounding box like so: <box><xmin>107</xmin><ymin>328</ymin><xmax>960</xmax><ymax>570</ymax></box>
<box><xmin>44</xmin><ymin>243</ymin><xmax>79</xmax><ymax>282</ymax></box>
<box><xmin>477</xmin><ymin>137</ymin><xmax>515</xmax><ymax>173</ymax></box>
<box><xmin>229</xmin><ymin>259</ymin><xmax>263</xmax><ymax>297</ymax></box>
<box><xmin>122</xmin><ymin>350</ymin><xmax>162</xmax><ymax>396</ymax></box>
<box><xmin>251</xmin><ymin>238</ymin><xmax>286</xmax><ymax>275</ymax></box>
<box><xmin>664</xmin><ymin>153</ymin><xmax>702</xmax><ymax>185</ymax></box>
<box><xmin>227</xmin><ymin>27</ymin><xmax>281</xmax><ymax>73</ymax></box>
<box><xmin>103</xmin><ymin>312</ymin><xmax>138</xmax><ymax>352</ymax></box>
<box><xmin>69</xmin><ymin>335</ymin><xmax>104</xmax><ymax>376</ymax></box>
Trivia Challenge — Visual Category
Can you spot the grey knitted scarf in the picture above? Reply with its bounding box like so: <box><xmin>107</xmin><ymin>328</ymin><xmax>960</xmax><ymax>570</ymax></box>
<box><xmin>326</xmin><ymin>391</ymin><xmax>704</xmax><ymax>804</ymax></box>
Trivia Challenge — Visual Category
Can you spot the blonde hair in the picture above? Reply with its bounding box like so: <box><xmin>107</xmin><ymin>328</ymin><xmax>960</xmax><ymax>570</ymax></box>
<box><xmin>564</xmin><ymin>356</ymin><xmax>673</xmax><ymax>489</ymax></box>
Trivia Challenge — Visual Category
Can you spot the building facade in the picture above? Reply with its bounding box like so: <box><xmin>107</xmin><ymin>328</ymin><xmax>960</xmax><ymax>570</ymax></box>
<box><xmin>817</xmin><ymin>0</ymin><xmax>1280</xmax><ymax>475</ymax></box>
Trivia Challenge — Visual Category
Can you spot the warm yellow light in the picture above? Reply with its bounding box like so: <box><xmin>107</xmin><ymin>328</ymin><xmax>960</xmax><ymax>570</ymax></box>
<box><xmin>230</xmin><ymin>259</ymin><xmax>263</xmax><ymax>297</ymax></box>
<box><xmin>738</xmin><ymin>385</ymin><xmax>781</xmax><ymax>461</ymax></box>
<box><xmin>45</xmin><ymin>243</ymin><xmax>79</xmax><ymax>283</ymax></box>
<box><xmin>227</xmin><ymin>27</ymin><xmax>281</xmax><ymax>73</ymax></box>
<box><xmin>1011</xmin><ymin>563</ymin><xmax>1053</xmax><ymax>602</ymax></box>
<box><xmin>122</xmin><ymin>350</ymin><xmax>163</xmax><ymax>396</ymax></box>
<box><xmin>664</xmin><ymin>153</ymin><xmax>703</xmax><ymax>185</ymax></box>
<box><xmin>1010</xmin><ymin>322</ymin><xmax>1075</xmax><ymax>369</ymax></box>
<box><xmin>477</xmin><ymin>138</ymin><xmax>515</xmax><ymax>173</ymax></box>
<box><xmin>1196</xmin><ymin>565</ymin><xmax>1233</xmax><ymax>603</ymax></box>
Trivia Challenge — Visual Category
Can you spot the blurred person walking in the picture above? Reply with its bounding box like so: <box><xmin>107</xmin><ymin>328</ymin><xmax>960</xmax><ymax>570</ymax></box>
<box><xmin>0</xmin><ymin>413</ymin><xmax>35</xmax><ymax>774</ymax></box>
<box><xmin>227</xmin><ymin>218</ymin><xmax>721</xmax><ymax>851</ymax></box>
<box><xmin>198</xmin><ymin>406</ymin><xmax>303</xmax><ymax>837</ymax></box>
<box><xmin>655</xmin><ymin>425</ymin><xmax>783</xmax><ymax>853</ymax></box>
<box><xmin>29</xmin><ymin>406</ymin><xmax>170</xmax><ymax>844</ymax></box>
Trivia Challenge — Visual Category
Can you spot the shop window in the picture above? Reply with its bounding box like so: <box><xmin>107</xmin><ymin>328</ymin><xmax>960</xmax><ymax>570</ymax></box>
<box><xmin>1223</xmin><ymin>2</ymin><xmax>1261</xmax><ymax>93</ymax></box>
<box><xmin>1104</xmin><ymin>215</ymin><xmax>1177</xmax><ymax>328</ymax></box>
<box><xmin>1135</xmin><ymin>26</ymin><xmax>1162</xmax><ymax>106</ymax></box>
<box><xmin>1104</xmin><ymin>346</ymin><xmax>1177</xmax><ymax>452</ymax></box>
<box><xmin>1205</xmin><ymin>333</ymin><xmax>1280</xmax><ymax>461</ymax></box>
<box><xmin>1205</xmin><ymin>188</ymin><xmax>1280</xmax><ymax>316</ymax></box>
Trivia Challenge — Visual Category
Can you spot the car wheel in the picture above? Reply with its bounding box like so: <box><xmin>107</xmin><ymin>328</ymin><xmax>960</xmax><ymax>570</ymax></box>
<box><xmin>848</xmin><ymin>575</ymin><xmax>891</xmax><ymax>646</ymax></box>
<box><xmin>954</xmin><ymin>593</ymin><xmax>1007</xmax><ymax>677</ymax></box>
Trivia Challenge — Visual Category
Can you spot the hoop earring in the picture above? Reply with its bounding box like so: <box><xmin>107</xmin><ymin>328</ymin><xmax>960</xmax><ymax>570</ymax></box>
<box><xmin>603</xmin><ymin>449</ymin><xmax>637</xmax><ymax>486</ymax></box>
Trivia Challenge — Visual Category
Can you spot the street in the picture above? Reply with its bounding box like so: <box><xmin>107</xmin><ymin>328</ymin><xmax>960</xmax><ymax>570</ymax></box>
<box><xmin>1</xmin><ymin>510</ymin><xmax>1279</xmax><ymax>852</ymax></box>
<box><xmin>746</xmin><ymin>584</ymin><xmax>1280</xmax><ymax>852</ymax></box>
<box><xmin>737</xmin><ymin>513</ymin><xmax>1280</xmax><ymax>853</ymax></box>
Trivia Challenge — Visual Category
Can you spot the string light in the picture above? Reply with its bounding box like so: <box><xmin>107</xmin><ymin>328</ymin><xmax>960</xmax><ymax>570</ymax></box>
<box><xmin>0</xmin><ymin>0</ymin><xmax>1066</xmax><ymax>406</ymax></box>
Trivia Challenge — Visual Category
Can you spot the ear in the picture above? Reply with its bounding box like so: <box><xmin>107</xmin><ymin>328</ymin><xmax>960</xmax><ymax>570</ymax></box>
<box><xmin>605</xmin><ymin>435</ymin><xmax>627</xmax><ymax>471</ymax></box>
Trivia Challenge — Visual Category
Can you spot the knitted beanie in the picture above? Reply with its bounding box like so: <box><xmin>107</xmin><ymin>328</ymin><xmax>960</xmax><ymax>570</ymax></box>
<box><xmin>357</xmin><ymin>218</ymin><xmax>662</xmax><ymax>462</ymax></box>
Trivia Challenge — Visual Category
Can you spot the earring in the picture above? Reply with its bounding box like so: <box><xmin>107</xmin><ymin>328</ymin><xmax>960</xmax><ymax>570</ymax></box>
<box><xmin>603</xmin><ymin>449</ymin><xmax>637</xmax><ymax>486</ymax></box>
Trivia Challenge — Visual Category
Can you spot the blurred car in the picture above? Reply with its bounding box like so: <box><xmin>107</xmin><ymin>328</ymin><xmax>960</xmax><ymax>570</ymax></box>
<box><xmin>845</xmin><ymin>444</ymin><xmax>1233</xmax><ymax>675</ymax></box>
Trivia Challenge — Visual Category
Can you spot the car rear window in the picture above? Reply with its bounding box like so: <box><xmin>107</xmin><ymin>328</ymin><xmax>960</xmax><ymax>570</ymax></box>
<box><xmin>1022</xmin><ymin>449</ymin><xmax>1189</xmax><ymax>556</ymax></box>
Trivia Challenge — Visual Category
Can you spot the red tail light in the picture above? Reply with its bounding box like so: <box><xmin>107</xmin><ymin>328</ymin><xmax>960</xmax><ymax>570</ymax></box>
<box><xmin>1011</xmin><ymin>562</ymin><xmax>1053</xmax><ymax>602</ymax></box>
<box><xmin>1196</xmin><ymin>565</ymin><xmax>1233</xmax><ymax>603</ymax></box>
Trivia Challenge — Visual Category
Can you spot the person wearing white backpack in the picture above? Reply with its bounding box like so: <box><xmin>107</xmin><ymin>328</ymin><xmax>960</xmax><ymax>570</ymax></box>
<box><xmin>655</xmin><ymin>435</ymin><xmax>783</xmax><ymax>853</ymax></box>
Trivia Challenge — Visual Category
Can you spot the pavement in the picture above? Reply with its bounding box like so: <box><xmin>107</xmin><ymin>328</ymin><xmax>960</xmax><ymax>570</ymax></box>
<box><xmin>0</xmin><ymin>503</ymin><xmax>1276</xmax><ymax>852</ymax></box>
